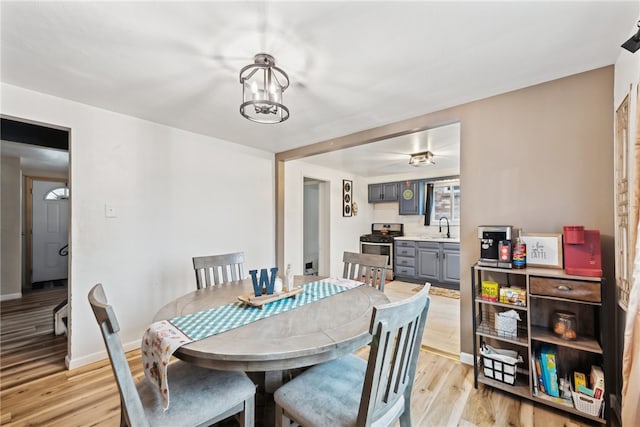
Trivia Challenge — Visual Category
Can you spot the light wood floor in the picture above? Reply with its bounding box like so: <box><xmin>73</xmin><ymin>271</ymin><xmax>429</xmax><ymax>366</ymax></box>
<box><xmin>385</xmin><ymin>281</ymin><xmax>461</xmax><ymax>356</ymax></box>
<box><xmin>1</xmin><ymin>287</ymin><xmax>597</xmax><ymax>426</ymax></box>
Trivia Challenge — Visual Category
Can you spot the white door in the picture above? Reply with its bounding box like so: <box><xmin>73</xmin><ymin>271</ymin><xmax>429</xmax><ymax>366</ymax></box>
<box><xmin>31</xmin><ymin>180</ymin><xmax>69</xmax><ymax>283</ymax></box>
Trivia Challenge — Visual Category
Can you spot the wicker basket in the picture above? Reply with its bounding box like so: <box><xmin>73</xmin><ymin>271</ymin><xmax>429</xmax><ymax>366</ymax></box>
<box><xmin>571</xmin><ymin>390</ymin><xmax>603</xmax><ymax>417</ymax></box>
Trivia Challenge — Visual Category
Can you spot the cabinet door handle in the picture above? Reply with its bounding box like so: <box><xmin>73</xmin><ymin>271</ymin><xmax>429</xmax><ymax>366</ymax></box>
<box><xmin>556</xmin><ymin>285</ymin><xmax>572</xmax><ymax>292</ymax></box>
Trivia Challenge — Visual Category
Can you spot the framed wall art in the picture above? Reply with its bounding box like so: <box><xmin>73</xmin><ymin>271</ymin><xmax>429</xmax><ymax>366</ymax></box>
<box><xmin>342</xmin><ymin>180</ymin><xmax>353</xmax><ymax>217</ymax></box>
<box><xmin>521</xmin><ymin>232</ymin><xmax>563</xmax><ymax>269</ymax></box>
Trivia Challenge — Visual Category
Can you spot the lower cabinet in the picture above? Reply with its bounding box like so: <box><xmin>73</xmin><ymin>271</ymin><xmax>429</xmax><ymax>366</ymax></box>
<box><xmin>394</xmin><ymin>240</ymin><xmax>459</xmax><ymax>289</ymax></box>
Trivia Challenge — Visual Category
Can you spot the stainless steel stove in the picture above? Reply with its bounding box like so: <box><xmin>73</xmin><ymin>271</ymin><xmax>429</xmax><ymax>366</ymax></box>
<box><xmin>359</xmin><ymin>223</ymin><xmax>404</xmax><ymax>279</ymax></box>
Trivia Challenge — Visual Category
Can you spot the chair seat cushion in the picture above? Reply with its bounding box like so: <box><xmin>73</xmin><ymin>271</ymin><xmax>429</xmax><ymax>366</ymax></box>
<box><xmin>274</xmin><ymin>354</ymin><xmax>367</xmax><ymax>427</ymax></box>
<box><xmin>137</xmin><ymin>361</ymin><xmax>255</xmax><ymax>427</ymax></box>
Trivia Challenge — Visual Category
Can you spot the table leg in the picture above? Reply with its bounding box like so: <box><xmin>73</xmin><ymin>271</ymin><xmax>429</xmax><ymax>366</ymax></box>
<box><xmin>247</xmin><ymin>370</ymin><xmax>284</xmax><ymax>427</ymax></box>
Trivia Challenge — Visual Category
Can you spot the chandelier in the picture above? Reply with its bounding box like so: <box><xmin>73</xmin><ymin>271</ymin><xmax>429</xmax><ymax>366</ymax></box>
<box><xmin>239</xmin><ymin>53</ymin><xmax>290</xmax><ymax>124</ymax></box>
<box><xmin>409</xmin><ymin>151</ymin><xmax>435</xmax><ymax>166</ymax></box>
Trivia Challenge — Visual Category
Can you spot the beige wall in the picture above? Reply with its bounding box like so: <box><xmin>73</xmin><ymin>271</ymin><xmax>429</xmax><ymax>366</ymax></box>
<box><xmin>455</xmin><ymin>66</ymin><xmax>614</xmax><ymax>354</ymax></box>
<box><xmin>1</xmin><ymin>155</ymin><xmax>22</xmax><ymax>299</ymax></box>
<box><xmin>277</xmin><ymin>66</ymin><xmax>614</xmax><ymax>356</ymax></box>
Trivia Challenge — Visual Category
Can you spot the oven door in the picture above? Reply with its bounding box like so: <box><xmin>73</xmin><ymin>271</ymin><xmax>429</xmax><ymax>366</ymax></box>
<box><xmin>359</xmin><ymin>241</ymin><xmax>393</xmax><ymax>270</ymax></box>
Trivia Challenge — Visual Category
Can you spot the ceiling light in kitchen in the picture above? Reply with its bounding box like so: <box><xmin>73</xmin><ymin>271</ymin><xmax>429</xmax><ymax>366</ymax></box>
<box><xmin>409</xmin><ymin>151</ymin><xmax>435</xmax><ymax>166</ymax></box>
<box><xmin>239</xmin><ymin>53</ymin><xmax>290</xmax><ymax>124</ymax></box>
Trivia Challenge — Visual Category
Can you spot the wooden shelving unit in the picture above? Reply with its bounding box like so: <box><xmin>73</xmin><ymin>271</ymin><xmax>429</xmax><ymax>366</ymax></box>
<box><xmin>471</xmin><ymin>264</ymin><xmax>608</xmax><ymax>425</ymax></box>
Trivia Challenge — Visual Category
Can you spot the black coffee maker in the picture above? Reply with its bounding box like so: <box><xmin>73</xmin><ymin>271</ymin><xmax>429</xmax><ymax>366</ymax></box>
<box><xmin>478</xmin><ymin>225</ymin><xmax>513</xmax><ymax>267</ymax></box>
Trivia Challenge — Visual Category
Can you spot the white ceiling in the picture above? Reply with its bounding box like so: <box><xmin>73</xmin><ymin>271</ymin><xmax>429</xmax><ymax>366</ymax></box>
<box><xmin>303</xmin><ymin>122</ymin><xmax>461</xmax><ymax>177</ymax></box>
<box><xmin>1</xmin><ymin>1</ymin><xmax>637</xmax><ymax>167</ymax></box>
<box><xmin>0</xmin><ymin>140</ymin><xmax>69</xmax><ymax>173</ymax></box>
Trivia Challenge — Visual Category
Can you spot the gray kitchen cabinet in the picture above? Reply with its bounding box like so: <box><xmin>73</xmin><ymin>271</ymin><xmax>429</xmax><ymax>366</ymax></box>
<box><xmin>394</xmin><ymin>240</ymin><xmax>417</xmax><ymax>278</ymax></box>
<box><xmin>417</xmin><ymin>242</ymin><xmax>439</xmax><ymax>282</ymax></box>
<box><xmin>442</xmin><ymin>243</ymin><xmax>461</xmax><ymax>285</ymax></box>
<box><xmin>394</xmin><ymin>239</ymin><xmax>460</xmax><ymax>290</ymax></box>
<box><xmin>368</xmin><ymin>182</ymin><xmax>398</xmax><ymax>203</ymax></box>
<box><xmin>398</xmin><ymin>180</ymin><xmax>424</xmax><ymax>215</ymax></box>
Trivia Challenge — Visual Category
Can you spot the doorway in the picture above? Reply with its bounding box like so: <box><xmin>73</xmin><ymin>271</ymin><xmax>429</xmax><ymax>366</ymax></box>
<box><xmin>0</xmin><ymin>117</ymin><xmax>70</xmax><ymax>370</ymax></box>
<box><xmin>303</xmin><ymin>178</ymin><xmax>329</xmax><ymax>276</ymax></box>
<box><xmin>26</xmin><ymin>177</ymin><xmax>69</xmax><ymax>289</ymax></box>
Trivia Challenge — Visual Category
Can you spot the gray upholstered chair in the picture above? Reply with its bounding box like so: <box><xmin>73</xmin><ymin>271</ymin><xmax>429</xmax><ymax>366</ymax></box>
<box><xmin>342</xmin><ymin>251</ymin><xmax>389</xmax><ymax>291</ymax></box>
<box><xmin>88</xmin><ymin>283</ymin><xmax>255</xmax><ymax>427</ymax></box>
<box><xmin>273</xmin><ymin>283</ymin><xmax>431</xmax><ymax>427</ymax></box>
<box><xmin>192</xmin><ymin>251</ymin><xmax>245</xmax><ymax>289</ymax></box>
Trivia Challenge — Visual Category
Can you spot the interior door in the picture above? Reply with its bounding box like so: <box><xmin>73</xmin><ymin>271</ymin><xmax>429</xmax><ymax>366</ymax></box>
<box><xmin>31</xmin><ymin>179</ymin><xmax>69</xmax><ymax>283</ymax></box>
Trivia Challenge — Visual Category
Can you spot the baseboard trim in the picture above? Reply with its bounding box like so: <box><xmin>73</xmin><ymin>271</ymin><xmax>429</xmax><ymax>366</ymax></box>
<box><xmin>0</xmin><ymin>292</ymin><xmax>22</xmax><ymax>301</ymax></box>
<box><xmin>67</xmin><ymin>339</ymin><xmax>139</xmax><ymax>370</ymax></box>
<box><xmin>460</xmin><ymin>351</ymin><xmax>474</xmax><ymax>366</ymax></box>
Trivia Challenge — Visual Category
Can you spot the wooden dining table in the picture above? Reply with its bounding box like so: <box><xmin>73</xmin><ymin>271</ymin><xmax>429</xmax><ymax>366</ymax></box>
<box><xmin>152</xmin><ymin>275</ymin><xmax>389</xmax><ymax>425</ymax></box>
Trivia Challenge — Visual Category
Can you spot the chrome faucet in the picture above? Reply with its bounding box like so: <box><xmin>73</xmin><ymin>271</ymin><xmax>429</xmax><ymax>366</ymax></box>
<box><xmin>439</xmin><ymin>217</ymin><xmax>450</xmax><ymax>238</ymax></box>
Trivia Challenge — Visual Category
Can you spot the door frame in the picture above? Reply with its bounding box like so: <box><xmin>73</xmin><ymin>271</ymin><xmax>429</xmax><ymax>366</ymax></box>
<box><xmin>24</xmin><ymin>175</ymin><xmax>68</xmax><ymax>289</ymax></box>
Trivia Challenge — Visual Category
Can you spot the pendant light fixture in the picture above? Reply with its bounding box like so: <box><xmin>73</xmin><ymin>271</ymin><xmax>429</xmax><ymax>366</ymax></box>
<box><xmin>239</xmin><ymin>53</ymin><xmax>290</xmax><ymax>124</ymax></box>
<box><xmin>409</xmin><ymin>151</ymin><xmax>435</xmax><ymax>166</ymax></box>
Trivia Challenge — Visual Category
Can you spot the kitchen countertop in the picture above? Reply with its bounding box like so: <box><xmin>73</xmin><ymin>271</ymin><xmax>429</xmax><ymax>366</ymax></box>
<box><xmin>396</xmin><ymin>236</ymin><xmax>460</xmax><ymax>243</ymax></box>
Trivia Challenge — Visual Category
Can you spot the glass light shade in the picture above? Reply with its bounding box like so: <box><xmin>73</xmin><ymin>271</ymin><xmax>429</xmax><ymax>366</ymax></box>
<box><xmin>239</xmin><ymin>53</ymin><xmax>290</xmax><ymax>124</ymax></box>
<box><xmin>409</xmin><ymin>151</ymin><xmax>435</xmax><ymax>166</ymax></box>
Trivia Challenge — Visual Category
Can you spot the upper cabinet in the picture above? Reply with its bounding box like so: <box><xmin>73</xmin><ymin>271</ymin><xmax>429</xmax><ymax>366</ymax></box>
<box><xmin>398</xmin><ymin>180</ymin><xmax>424</xmax><ymax>215</ymax></box>
<box><xmin>368</xmin><ymin>182</ymin><xmax>398</xmax><ymax>203</ymax></box>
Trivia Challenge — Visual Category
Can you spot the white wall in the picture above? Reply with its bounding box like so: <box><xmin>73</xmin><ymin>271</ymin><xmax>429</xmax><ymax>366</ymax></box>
<box><xmin>1</xmin><ymin>155</ymin><xmax>22</xmax><ymax>300</ymax></box>
<box><xmin>1</xmin><ymin>83</ymin><xmax>276</xmax><ymax>368</ymax></box>
<box><xmin>284</xmin><ymin>160</ymin><xmax>372</xmax><ymax>278</ymax></box>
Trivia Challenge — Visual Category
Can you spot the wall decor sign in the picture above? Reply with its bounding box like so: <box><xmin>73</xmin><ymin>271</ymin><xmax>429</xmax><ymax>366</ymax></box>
<box><xmin>521</xmin><ymin>233</ymin><xmax>563</xmax><ymax>269</ymax></box>
<box><xmin>342</xmin><ymin>180</ymin><xmax>352</xmax><ymax>217</ymax></box>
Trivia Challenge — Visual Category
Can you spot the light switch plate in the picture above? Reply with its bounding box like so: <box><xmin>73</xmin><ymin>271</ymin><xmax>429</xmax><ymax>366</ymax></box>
<box><xmin>105</xmin><ymin>204</ymin><xmax>117</xmax><ymax>218</ymax></box>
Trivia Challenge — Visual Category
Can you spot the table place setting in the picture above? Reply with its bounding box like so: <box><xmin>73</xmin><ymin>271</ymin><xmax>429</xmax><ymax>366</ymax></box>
<box><xmin>141</xmin><ymin>276</ymin><xmax>365</xmax><ymax>409</ymax></box>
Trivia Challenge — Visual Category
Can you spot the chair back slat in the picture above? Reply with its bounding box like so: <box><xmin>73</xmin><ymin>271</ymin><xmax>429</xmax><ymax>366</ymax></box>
<box><xmin>357</xmin><ymin>284</ymin><xmax>431</xmax><ymax>425</ymax></box>
<box><xmin>342</xmin><ymin>251</ymin><xmax>389</xmax><ymax>291</ymax></box>
<box><xmin>193</xmin><ymin>252</ymin><xmax>245</xmax><ymax>289</ymax></box>
<box><xmin>88</xmin><ymin>284</ymin><xmax>150</xmax><ymax>427</ymax></box>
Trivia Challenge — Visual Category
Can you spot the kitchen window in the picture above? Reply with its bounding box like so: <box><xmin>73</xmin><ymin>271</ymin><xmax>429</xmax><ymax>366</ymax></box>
<box><xmin>427</xmin><ymin>179</ymin><xmax>460</xmax><ymax>224</ymax></box>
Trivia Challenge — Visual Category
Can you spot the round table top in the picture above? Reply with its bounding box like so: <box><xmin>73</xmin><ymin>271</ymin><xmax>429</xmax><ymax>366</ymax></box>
<box><xmin>153</xmin><ymin>276</ymin><xmax>389</xmax><ymax>372</ymax></box>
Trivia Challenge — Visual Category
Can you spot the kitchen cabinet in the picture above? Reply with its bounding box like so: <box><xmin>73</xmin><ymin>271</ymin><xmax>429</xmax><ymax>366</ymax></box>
<box><xmin>471</xmin><ymin>265</ymin><xmax>609</xmax><ymax>425</ymax></box>
<box><xmin>417</xmin><ymin>242</ymin><xmax>439</xmax><ymax>282</ymax></box>
<box><xmin>395</xmin><ymin>240</ymin><xmax>417</xmax><ymax>278</ymax></box>
<box><xmin>442</xmin><ymin>244</ymin><xmax>460</xmax><ymax>283</ymax></box>
<box><xmin>394</xmin><ymin>240</ymin><xmax>459</xmax><ymax>290</ymax></box>
<box><xmin>398</xmin><ymin>180</ymin><xmax>424</xmax><ymax>215</ymax></box>
<box><xmin>368</xmin><ymin>182</ymin><xmax>398</xmax><ymax>203</ymax></box>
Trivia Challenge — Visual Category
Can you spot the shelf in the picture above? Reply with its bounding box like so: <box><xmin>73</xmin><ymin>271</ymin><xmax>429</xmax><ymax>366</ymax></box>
<box><xmin>476</xmin><ymin>321</ymin><xmax>529</xmax><ymax>347</ymax></box>
<box><xmin>530</xmin><ymin>326</ymin><xmax>602</xmax><ymax>354</ymax></box>
<box><xmin>477</xmin><ymin>373</ymin><xmax>530</xmax><ymax>399</ymax></box>
<box><xmin>474</xmin><ymin>297</ymin><xmax>528</xmax><ymax>311</ymax></box>
<box><xmin>474</xmin><ymin>264</ymin><xmax>602</xmax><ymax>282</ymax></box>
<box><xmin>532</xmin><ymin>393</ymin><xmax>605</xmax><ymax>424</ymax></box>
<box><xmin>472</xmin><ymin>264</ymin><xmax>608</xmax><ymax>425</ymax></box>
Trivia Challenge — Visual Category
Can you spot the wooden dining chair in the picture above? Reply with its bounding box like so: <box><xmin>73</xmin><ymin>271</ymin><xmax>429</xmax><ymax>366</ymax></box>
<box><xmin>274</xmin><ymin>283</ymin><xmax>431</xmax><ymax>427</ymax></box>
<box><xmin>342</xmin><ymin>251</ymin><xmax>389</xmax><ymax>291</ymax></box>
<box><xmin>88</xmin><ymin>283</ymin><xmax>255</xmax><ymax>427</ymax></box>
<box><xmin>192</xmin><ymin>251</ymin><xmax>245</xmax><ymax>289</ymax></box>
